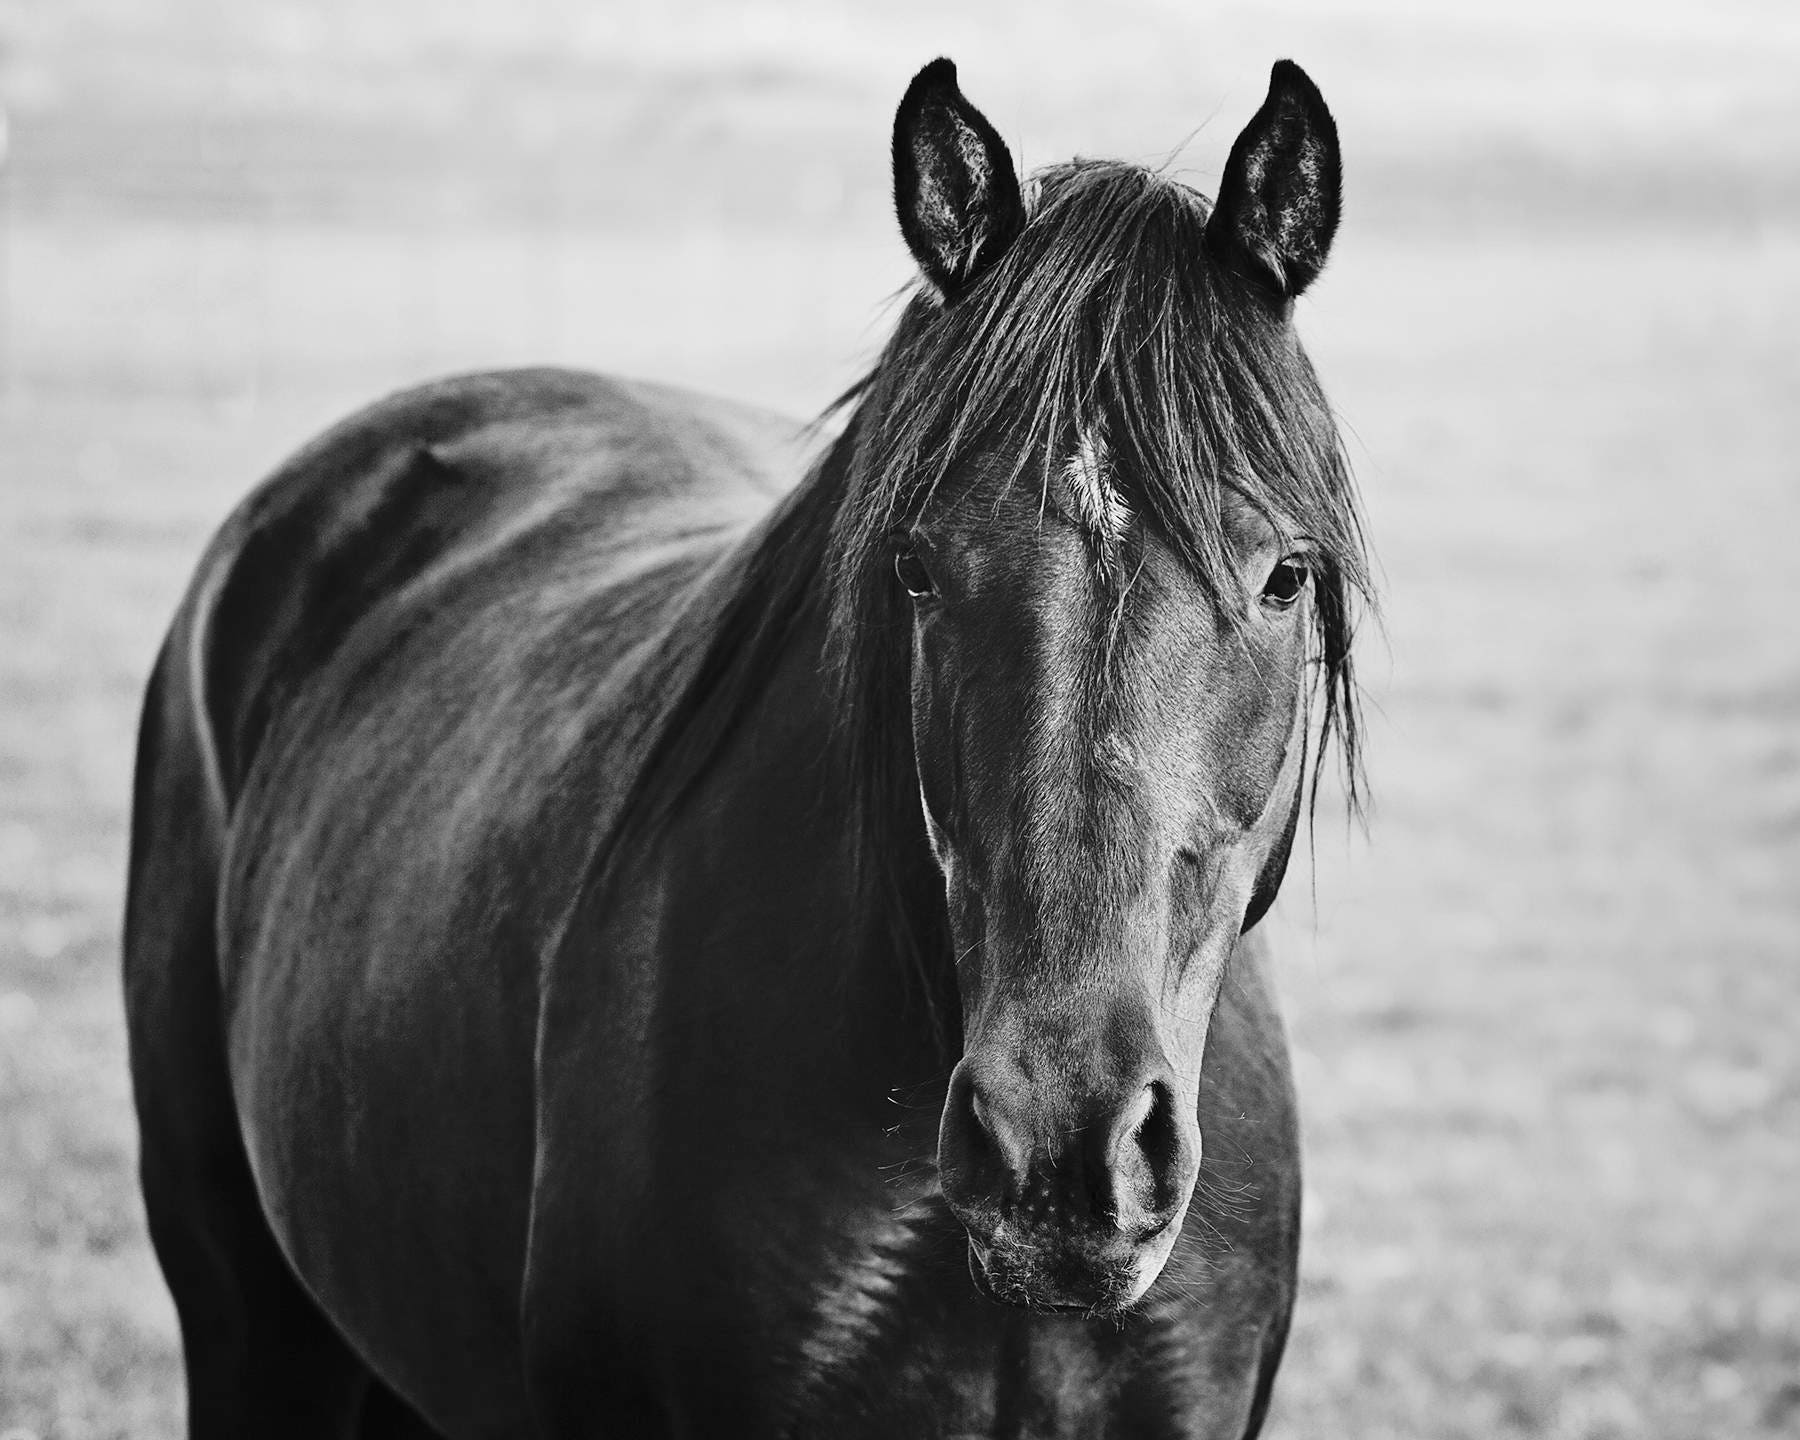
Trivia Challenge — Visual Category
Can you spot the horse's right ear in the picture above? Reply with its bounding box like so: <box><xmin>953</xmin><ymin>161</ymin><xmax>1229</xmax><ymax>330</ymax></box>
<box><xmin>892</xmin><ymin>59</ymin><xmax>1025</xmax><ymax>303</ymax></box>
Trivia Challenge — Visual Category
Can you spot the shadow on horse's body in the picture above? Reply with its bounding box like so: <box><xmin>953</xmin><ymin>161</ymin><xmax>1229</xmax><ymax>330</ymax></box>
<box><xmin>126</xmin><ymin>60</ymin><xmax>1366</xmax><ymax>1440</ymax></box>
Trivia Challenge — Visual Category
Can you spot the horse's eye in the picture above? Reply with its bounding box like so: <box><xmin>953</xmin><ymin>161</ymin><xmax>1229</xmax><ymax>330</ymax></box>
<box><xmin>894</xmin><ymin>547</ymin><xmax>936</xmax><ymax>599</ymax></box>
<box><xmin>1261</xmin><ymin>556</ymin><xmax>1308</xmax><ymax>609</ymax></box>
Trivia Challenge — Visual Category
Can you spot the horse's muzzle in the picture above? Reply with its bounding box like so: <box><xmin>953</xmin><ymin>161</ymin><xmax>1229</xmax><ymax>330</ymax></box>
<box><xmin>962</xmin><ymin>1215</ymin><xmax>1182</xmax><ymax>1314</ymax></box>
<box><xmin>936</xmin><ymin>1047</ymin><xmax>1200</xmax><ymax>1313</ymax></box>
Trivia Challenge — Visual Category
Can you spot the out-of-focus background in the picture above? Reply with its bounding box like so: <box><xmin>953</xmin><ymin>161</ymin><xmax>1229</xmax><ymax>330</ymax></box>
<box><xmin>1</xmin><ymin>1</ymin><xmax>1797</xmax><ymax>1435</ymax></box>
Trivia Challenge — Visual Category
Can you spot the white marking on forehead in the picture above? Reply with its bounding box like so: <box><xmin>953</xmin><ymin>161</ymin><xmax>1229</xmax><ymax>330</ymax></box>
<box><xmin>1061</xmin><ymin>428</ymin><xmax>1131</xmax><ymax>549</ymax></box>
<box><xmin>1095</xmin><ymin>731</ymin><xmax>1135</xmax><ymax>776</ymax></box>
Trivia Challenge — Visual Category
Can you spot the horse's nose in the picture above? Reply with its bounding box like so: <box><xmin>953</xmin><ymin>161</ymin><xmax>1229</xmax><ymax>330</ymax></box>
<box><xmin>937</xmin><ymin>1049</ymin><xmax>1198</xmax><ymax>1241</ymax></box>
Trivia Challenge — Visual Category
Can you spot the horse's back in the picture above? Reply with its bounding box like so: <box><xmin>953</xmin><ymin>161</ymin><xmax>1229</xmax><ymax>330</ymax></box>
<box><xmin>193</xmin><ymin>367</ymin><xmax>799</xmax><ymax>792</ymax></box>
<box><xmin>127</xmin><ymin>367</ymin><xmax>808</xmax><ymax>1429</ymax></box>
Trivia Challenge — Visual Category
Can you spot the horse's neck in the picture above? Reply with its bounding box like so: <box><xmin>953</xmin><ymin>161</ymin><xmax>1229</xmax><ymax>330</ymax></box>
<box><xmin>647</xmin><ymin>463</ymin><xmax>954</xmax><ymax>1089</ymax></box>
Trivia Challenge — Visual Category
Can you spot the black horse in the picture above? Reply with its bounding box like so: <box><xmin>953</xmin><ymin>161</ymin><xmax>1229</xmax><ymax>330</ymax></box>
<box><xmin>125</xmin><ymin>58</ymin><xmax>1369</xmax><ymax>1438</ymax></box>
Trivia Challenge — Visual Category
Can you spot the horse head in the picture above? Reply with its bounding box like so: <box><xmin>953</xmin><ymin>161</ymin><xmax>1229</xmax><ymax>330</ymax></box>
<box><xmin>833</xmin><ymin>58</ymin><xmax>1364</xmax><ymax>1313</ymax></box>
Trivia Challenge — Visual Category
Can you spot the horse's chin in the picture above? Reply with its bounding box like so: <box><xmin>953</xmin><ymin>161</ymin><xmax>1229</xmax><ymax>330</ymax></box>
<box><xmin>964</xmin><ymin>1222</ymin><xmax>1180</xmax><ymax>1317</ymax></box>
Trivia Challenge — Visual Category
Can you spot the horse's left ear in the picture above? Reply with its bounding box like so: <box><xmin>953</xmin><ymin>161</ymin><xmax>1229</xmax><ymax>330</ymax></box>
<box><xmin>892</xmin><ymin>58</ymin><xmax>1026</xmax><ymax>303</ymax></box>
<box><xmin>1207</xmin><ymin>60</ymin><xmax>1341</xmax><ymax>300</ymax></box>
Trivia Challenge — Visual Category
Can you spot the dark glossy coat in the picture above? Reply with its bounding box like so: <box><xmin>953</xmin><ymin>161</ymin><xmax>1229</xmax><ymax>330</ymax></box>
<box><xmin>125</xmin><ymin>58</ymin><xmax>1364</xmax><ymax>1440</ymax></box>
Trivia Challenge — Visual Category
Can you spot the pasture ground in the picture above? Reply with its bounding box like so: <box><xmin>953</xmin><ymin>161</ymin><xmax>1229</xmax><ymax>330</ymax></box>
<box><xmin>2</xmin><ymin>3</ymin><xmax>1798</xmax><ymax>1435</ymax></box>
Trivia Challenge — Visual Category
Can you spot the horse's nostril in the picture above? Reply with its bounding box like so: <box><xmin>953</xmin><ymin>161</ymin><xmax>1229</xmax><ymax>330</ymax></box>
<box><xmin>939</xmin><ymin>1062</ymin><xmax>1029</xmax><ymax>1212</ymax></box>
<box><xmin>1107</xmin><ymin>1079</ymin><xmax>1191</xmax><ymax>1225</ymax></box>
<box><xmin>1115</xmin><ymin>1083</ymin><xmax>1157</xmax><ymax>1150</ymax></box>
<box><xmin>1134</xmin><ymin>1081</ymin><xmax>1182</xmax><ymax>1178</ymax></box>
<box><xmin>967</xmin><ymin>1079</ymin><xmax>1030</xmax><ymax>1182</ymax></box>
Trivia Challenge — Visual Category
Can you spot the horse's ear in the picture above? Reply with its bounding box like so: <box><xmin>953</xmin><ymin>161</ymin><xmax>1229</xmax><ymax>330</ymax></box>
<box><xmin>1207</xmin><ymin>60</ymin><xmax>1341</xmax><ymax>300</ymax></box>
<box><xmin>892</xmin><ymin>58</ymin><xmax>1026</xmax><ymax>303</ymax></box>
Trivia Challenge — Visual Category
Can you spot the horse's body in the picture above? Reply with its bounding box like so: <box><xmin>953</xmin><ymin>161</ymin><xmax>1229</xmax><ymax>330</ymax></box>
<box><xmin>127</xmin><ymin>369</ymin><xmax>1298</xmax><ymax>1436</ymax></box>
<box><xmin>127</xmin><ymin>60</ymin><xmax>1362</xmax><ymax>1439</ymax></box>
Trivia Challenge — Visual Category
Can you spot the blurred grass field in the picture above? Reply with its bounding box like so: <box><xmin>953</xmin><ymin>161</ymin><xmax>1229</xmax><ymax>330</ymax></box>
<box><xmin>2</xmin><ymin>2</ymin><xmax>1799</xmax><ymax>1436</ymax></box>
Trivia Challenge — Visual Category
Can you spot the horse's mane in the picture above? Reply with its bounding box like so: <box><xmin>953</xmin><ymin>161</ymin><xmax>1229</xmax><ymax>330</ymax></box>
<box><xmin>624</xmin><ymin>158</ymin><xmax>1371</xmax><ymax>1033</ymax></box>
